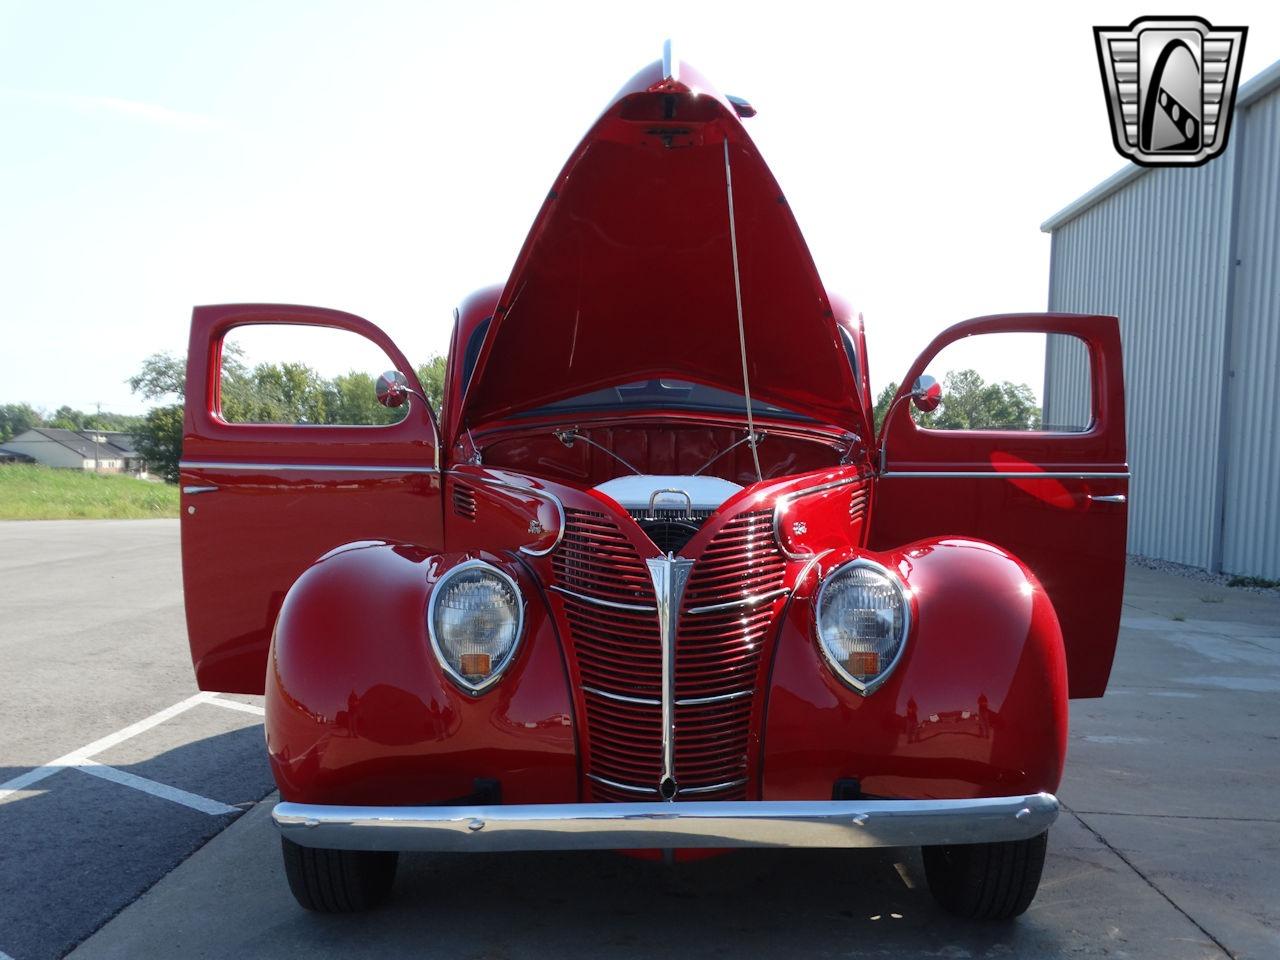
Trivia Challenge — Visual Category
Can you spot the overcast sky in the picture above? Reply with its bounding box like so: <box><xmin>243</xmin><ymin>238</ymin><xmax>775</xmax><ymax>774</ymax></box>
<box><xmin>2</xmin><ymin>0</ymin><xmax>1278</xmax><ymax>416</ymax></box>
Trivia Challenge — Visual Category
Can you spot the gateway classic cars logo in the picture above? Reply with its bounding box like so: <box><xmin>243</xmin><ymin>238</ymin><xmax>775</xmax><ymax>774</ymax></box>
<box><xmin>1094</xmin><ymin>16</ymin><xmax>1247</xmax><ymax>166</ymax></box>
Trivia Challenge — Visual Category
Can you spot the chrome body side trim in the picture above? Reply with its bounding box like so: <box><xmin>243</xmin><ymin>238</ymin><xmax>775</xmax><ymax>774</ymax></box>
<box><xmin>582</xmin><ymin>686</ymin><xmax>661</xmax><ymax>707</ymax></box>
<box><xmin>467</xmin><ymin>473</ymin><xmax>567</xmax><ymax>557</ymax></box>
<box><xmin>274</xmin><ymin>792</ymin><xmax>1060</xmax><ymax>852</ymax></box>
<box><xmin>772</xmin><ymin>475</ymin><xmax>865</xmax><ymax>560</ymax></box>
<box><xmin>548</xmin><ymin>584</ymin><xmax>656</xmax><ymax>613</ymax></box>
<box><xmin>179</xmin><ymin>460</ymin><xmax>440</xmax><ymax>474</ymax></box>
<box><xmin>647</xmin><ymin>555</ymin><xmax>694</xmax><ymax>801</ymax></box>
<box><xmin>880</xmin><ymin>470</ymin><xmax>1131</xmax><ymax>479</ymax></box>
<box><xmin>687</xmin><ymin>588</ymin><xmax>789</xmax><ymax>616</ymax></box>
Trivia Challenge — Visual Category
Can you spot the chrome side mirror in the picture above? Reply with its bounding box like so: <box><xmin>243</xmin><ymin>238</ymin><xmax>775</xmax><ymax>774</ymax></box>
<box><xmin>376</xmin><ymin>370</ymin><xmax>413</xmax><ymax>408</ymax></box>
<box><xmin>911</xmin><ymin>374</ymin><xmax>942</xmax><ymax>413</ymax></box>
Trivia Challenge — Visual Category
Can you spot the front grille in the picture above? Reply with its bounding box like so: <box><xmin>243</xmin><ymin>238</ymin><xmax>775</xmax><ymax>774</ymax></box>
<box><xmin>552</xmin><ymin>507</ymin><xmax>787</xmax><ymax>802</ymax></box>
<box><xmin>553</xmin><ymin>510</ymin><xmax>663</xmax><ymax>798</ymax></box>
<box><xmin>676</xmin><ymin>510</ymin><xmax>786</xmax><ymax>799</ymax></box>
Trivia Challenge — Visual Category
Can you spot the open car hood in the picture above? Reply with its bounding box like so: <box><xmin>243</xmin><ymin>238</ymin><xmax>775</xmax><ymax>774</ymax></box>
<box><xmin>457</xmin><ymin>55</ymin><xmax>863</xmax><ymax>437</ymax></box>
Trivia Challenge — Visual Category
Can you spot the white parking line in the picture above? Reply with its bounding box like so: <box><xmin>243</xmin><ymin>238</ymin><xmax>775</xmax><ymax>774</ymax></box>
<box><xmin>0</xmin><ymin>691</ymin><xmax>264</xmax><ymax>809</ymax></box>
<box><xmin>205</xmin><ymin>696</ymin><xmax>266</xmax><ymax>716</ymax></box>
<box><xmin>75</xmin><ymin>759</ymin><xmax>241</xmax><ymax>816</ymax></box>
<box><xmin>0</xmin><ymin>692</ymin><xmax>217</xmax><ymax>803</ymax></box>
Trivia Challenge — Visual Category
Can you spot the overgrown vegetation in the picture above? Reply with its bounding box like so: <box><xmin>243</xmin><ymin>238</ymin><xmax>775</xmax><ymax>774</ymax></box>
<box><xmin>873</xmin><ymin>371</ymin><xmax>1042</xmax><ymax>432</ymax></box>
<box><xmin>1227</xmin><ymin>575</ymin><xmax>1280</xmax><ymax>590</ymax></box>
<box><xmin>0</xmin><ymin>464</ymin><xmax>178</xmax><ymax>519</ymax></box>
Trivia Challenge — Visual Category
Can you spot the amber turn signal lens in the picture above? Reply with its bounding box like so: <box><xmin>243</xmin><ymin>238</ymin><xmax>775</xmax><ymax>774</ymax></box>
<box><xmin>845</xmin><ymin>651</ymin><xmax>880</xmax><ymax>677</ymax></box>
<box><xmin>459</xmin><ymin>653</ymin><xmax>492</xmax><ymax>677</ymax></box>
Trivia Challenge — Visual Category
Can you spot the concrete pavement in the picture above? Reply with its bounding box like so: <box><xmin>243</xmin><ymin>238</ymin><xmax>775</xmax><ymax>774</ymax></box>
<box><xmin>1</xmin><ymin>522</ymin><xmax>1276</xmax><ymax>958</ymax></box>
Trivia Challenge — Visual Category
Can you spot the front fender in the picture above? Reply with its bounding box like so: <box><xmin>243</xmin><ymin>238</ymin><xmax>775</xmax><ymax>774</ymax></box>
<box><xmin>266</xmin><ymin>541</ymin><xmax>579</xmax><ymax>805</ymax></box>
<box><xmin>762</xmin><ymin>537</ymin><xmax>1068</xmax><ymax>800</ymax></box>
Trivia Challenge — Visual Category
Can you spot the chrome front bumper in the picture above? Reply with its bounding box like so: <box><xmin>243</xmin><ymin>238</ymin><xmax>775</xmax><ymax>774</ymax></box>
<box><xmin>273</xmin><ymin>793</ymin><xmax>1058</xmax><ymax>852</ymax></box>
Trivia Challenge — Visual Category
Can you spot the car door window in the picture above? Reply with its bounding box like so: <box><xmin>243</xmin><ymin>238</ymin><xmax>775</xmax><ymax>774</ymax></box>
<box><xmin>908</xmin><ymin>332</ymin><xmax>1092</xmax><ymax>433</ymax></box>
<box><xmin>219</xmin><ymin>323</ymin><xmax>409</xmax><ymax>426</ymax></box>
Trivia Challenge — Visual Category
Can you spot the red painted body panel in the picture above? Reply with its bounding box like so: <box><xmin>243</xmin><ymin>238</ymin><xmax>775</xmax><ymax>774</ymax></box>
<box><xmin>179</xmin><ymin>56</ymin><xmax>1126</xmax><ymax>820</ymax></box>
<box><xmin>871</xmin><ymin>314</ymin><xmax>1128</xmax><ymax>698</ymax></box>
<box><xmin>267</xmin><ymin>544</ymin><xmax>578</xmax><ymax>805</ymax></box>
<box><xmin>457</xmin><ymin>61</ymin><xmax>864</xmax><ymax>436</ymax></box>
<box><xmin>180</xmin><ymin>304</ymin><xmax>442</xmax><ymax>694</ymax></box>
<box><xmin>762</xmin><ymin>540</ymin><xmax>1068</xmax><ymax>800</ymax></box>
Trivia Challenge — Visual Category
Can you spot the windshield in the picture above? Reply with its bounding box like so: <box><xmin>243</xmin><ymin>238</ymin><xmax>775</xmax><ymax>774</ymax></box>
<box><xmin>515</xmin><ymin>379</ymin><xmax>821</xmax><ymax>423</ymax></box>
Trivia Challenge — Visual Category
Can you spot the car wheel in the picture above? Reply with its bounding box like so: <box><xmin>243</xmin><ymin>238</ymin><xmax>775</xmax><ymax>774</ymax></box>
<box><xmin>922</xmin><ymin>830</ymin><xmax>1048</xmax><ymax>921</ymax></box>
<box><xmin>280</xmin><ymin>837</ymin><xmax>398</xmax><ymax>912</ymax></box>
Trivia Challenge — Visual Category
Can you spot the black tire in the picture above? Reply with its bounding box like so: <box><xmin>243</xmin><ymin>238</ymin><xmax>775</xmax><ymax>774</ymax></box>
<box><xmin>922</xmin><ymin>831</ymin><xmax>1048</xmax><ymax>921</ymax></box>
<box><xmin>281</xmin><ymin>837</ymin><xmax>398</xmax><ymax>912</ymax></box>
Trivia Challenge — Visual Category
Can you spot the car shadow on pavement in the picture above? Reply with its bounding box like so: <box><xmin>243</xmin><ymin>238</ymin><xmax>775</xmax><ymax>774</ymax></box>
<box><xmin>0</xmin><ymin>725</ymin><xmax>275</xmax><ymax>960</ymax></box>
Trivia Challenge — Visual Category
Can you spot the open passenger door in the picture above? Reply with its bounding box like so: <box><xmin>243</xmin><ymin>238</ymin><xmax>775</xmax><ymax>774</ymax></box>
<box><xmin>180</xmin><ymin>304</ymin><xmax>441</xmax><ymax>693</ymax></box>
<box><xmin>870</xmin><ymin>314</ymin><xmax>1128</xmax><ymax>697</ymax></box>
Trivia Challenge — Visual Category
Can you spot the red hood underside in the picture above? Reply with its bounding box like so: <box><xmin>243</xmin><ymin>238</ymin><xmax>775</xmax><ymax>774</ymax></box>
<box><xmin>458</xmin><ymin>59</ymin><xmax>863</xmax><ymax>436</ymax></box>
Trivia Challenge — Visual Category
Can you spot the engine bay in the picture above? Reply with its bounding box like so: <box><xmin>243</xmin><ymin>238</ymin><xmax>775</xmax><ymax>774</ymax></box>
<box><xmin>593</xmin><ymin>474</ymin><xmax>744</xmax><ymax>553</ymax></box>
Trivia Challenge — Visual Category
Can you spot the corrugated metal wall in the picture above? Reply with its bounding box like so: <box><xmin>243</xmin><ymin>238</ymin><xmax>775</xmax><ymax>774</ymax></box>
<box><xmin>1044</xmin><ymin>157</ymin><xmax>1236</xmax><ymax>569</ymax></box>
<box><xmin>1221</xmin><ymin>88</ymin><xmax>1280</xmax><ymax>578</ymax></box>
<box><xmin>1044</xmin><ymin>78</ymin><xmax>1280</xmax><ymax>578</ymax></box>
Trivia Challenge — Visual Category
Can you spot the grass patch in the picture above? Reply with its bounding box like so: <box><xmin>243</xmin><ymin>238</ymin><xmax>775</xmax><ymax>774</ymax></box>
<box><xmin>0</xmin><ymin>464</ymin><xmax>178</xmax><ymax>519</ymax></box>
<box><xmin>1227</xmin><ymin>575</ymin><xmax>1280</xmax><ymax>590</ymax></box>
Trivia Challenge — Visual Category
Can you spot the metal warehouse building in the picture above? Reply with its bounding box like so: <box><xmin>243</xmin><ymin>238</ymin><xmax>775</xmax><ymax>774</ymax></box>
<box><xmin>1041</xmin><ymin>59</ymin><xmax>1280</xmax><ymax>579</ymax></box>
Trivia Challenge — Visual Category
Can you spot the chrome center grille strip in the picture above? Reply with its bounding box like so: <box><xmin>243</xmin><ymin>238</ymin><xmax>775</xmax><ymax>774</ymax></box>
<box><xmin>646</xmin><ymin>556</ymin><xmax>694</xmax><ymax>801</ymax></box>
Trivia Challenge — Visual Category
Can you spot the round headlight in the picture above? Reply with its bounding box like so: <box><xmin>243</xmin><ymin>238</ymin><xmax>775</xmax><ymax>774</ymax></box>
<box><xmin>428</xmin><ymin>560</ymin><xmax>524</xmax><ymax>693</ymax></box>
<box><xmin>815</xmin><ymin>558</ymin><xmax>910</xmax><ymax>695</ymax></box>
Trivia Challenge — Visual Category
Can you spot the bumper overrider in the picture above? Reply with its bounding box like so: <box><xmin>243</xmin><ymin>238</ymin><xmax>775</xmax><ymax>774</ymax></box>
<box><xmin>273</xmin><ymin>793</ymin><xmax>1058</xmax><ymax>853</ymax></box>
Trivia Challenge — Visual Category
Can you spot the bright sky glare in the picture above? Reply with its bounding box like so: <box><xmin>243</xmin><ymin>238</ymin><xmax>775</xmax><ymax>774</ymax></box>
<box><xmin>2</xmin><ymin>1</ymin><xmax>1278</xmax><ymax>416</ymax></box>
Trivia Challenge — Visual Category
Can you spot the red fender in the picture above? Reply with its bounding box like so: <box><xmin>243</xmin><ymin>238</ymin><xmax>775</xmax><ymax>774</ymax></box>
<box><xmin>266</xmin><ymin>542</ymin><xmax>579</xmax><ymax>805</ymax></box>
<box><xmin>762</xmin><ymin>537</ymin><xmax>1068</xmax><ymax>800</ymax></box>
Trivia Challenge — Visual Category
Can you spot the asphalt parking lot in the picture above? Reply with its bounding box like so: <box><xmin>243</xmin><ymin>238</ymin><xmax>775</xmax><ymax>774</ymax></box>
<box><xmin>1</xmin><ymin>521</ymin><xmax>1278</xmax><ymax>959</ymax></box>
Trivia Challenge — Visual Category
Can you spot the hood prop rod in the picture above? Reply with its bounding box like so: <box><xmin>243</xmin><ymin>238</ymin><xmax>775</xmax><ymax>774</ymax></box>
<box><xmin>692</xmin><ymin>430</ymin><xmax>764</xmax><ymax>476</ymax></box>
<box><xmin>554</xmin><ymin>428</ymin><xmax>642</xmax><ymax>475</ymax></box>
<box><xmin>723</xmin><ymin>136</ymin><xmax>763</xmax><ymax>484</ymax></box>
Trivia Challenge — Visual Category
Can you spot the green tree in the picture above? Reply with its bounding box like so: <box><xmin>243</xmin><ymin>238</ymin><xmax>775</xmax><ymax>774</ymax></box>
<box><xmin>873</xmin><ymin>382</ymin><xmax>898</xmax><ymax>431</ymax></box>
<box><xmin>49</xmin><ymin>405</ymin><xmax>88</xmax><ymax>430</ymax></box>
<box><xmin>416</xmin><ymin>355</ymin><xmax>447</xmax><ymax>412</ymax></box>
<box><xmin>133</xmin><ymin>404</ymin><xmax>184</xmax><ymax>482</ymax></box>
<box><xmin>326</xmin><ymin>371</ymin><xmax>403</xmax><ymax>426</ymax></box>
<box><xmin>0</xmin><ymin>403</ymin><xmax>43</xmax><ymax>442</ymax></box>
<box><xmin>127</xmin><ymin>352</ymin><xmax>187</xmax><ymax>401</ymax></box>
<box><xmin>874</xmin><ymin>370</ymin><xmax>1042</xmax><ymax>433</ymax></box>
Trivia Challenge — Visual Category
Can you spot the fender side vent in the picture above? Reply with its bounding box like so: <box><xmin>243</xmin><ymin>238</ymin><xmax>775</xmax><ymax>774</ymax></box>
<box><xmin>849</xmin><ymin>485</ymin><xmax>869</xmax><ymax>523</ymax></box>
<box><xmin>452</xmin><ymin>484</ymin><xmax>477</xmax><ymax>520</ymax></box>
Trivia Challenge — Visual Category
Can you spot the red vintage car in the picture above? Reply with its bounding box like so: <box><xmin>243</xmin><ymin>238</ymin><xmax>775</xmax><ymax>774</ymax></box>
<box><xmin>179</xmin><ymin>47</ymin><xmax>1128</xmax><ymax>920</ymax></box>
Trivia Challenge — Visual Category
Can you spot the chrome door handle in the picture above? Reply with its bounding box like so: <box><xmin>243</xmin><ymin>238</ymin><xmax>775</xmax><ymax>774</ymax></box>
<box><xmin>182</xmin><ymin>485</ymin><xmax>219</xmax><ymax>495</ymax></box>
<box><xmin>1087</xmin><ymin>494</ymin><xmax>1126</xmax><ymax>504</ymax></box>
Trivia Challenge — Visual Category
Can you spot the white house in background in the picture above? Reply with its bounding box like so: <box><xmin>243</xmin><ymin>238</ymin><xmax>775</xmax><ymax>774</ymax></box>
<box><xmin>2</xmin><ymin>428</ymin><xmax>146</xmax><ymax>476</ymax></box>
